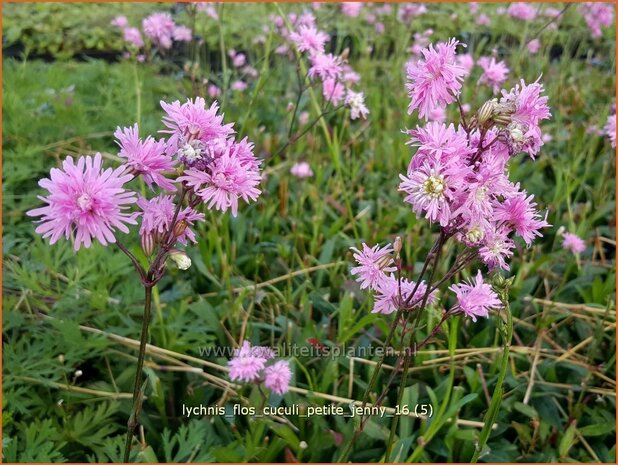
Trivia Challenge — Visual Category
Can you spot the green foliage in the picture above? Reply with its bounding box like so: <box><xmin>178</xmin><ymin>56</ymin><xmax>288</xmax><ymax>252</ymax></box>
<box><xmin>3</xmin><ymin>3</ymin><xmax>160</xmax><ymax>59</ymax></box>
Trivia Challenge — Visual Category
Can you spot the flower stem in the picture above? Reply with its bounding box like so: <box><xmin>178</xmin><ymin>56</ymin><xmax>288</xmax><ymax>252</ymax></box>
<box><xmin>471</xmin><ymin>296</ymin><xmax>512</xmax><ymax>463</ymax></box>
<box><xmin>123</xmin><ymin>282</ymin><xmax>153</xmax><ymax>462</ymax></box>
<box><xmin>385</xmin><ymin>231</ymin><xmax>445</xmax><ymax>460</ymax></box>
<box><xmin>337</xmin><ymin>236</ymin><xmax>442</xmax><ymax>462</ymax></box>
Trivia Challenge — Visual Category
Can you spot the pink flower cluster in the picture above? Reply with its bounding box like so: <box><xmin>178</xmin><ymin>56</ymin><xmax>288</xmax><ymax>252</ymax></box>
<box><xmin>352</xmin><ymin>38</ymin><xmax>552</xmax><ymax>324</ymax></box>
<box><xmin>405</xmin><ymin>38</ymin><xmax>466</xmax><ymax>119</ymax></box>
<box><xmin>398</xmin><ymin>3</ymin><xmax>427</xmax><ymax>24</ymax></box>
<box><xmin>506</xmin><ymin>3</ymin><xmax>538</xmax><ymax>22</ymax></box>
<box><xmin>350</xmin><ymin>243</ymin><xmax>438</xmax><ymax>315</ymax></box>
<box><xmin>477</xmin><ymin>56</ymin><xmax>510</xmax><ymax>94</ymax></box>
<box><xmin>164</xmin><ymin>97</ymin><xmax>262</xmax><ymax>217</ymax></box>
<box><xmin>29</xmin><ymin>97</ymin><xmax>262</xmax><ymax>251</ymax></box>
<box><xmin>274</xmin><ymin>11</ymin><xmax>369</xmax><ymax>120</ymax></box>
<box><xmin>290</xmin><ymin>161</ymin><xmax>314</xmax><ymax>178</ymax></box>
<box><xmin>408</xmin><ymin>29</ymin><xmax>434</xmax><ymax>57</ymax></box>
<box><xmin>449</xmin><ymin>271</ymin><xmax>502</xmax><ymax>321</ymax></box>
<box><xmin>111</xmin><ymin>12</ymin><xmax>192</xmax><ymax>52</ymax></box>
<box><xmin>578</xmin><ymin>3</ymin><xmax>614</xmax><ymax>38</ymax></box>
<box><xmin>228</xmin><ymin>341</ymin><xmax>292</xmax><ymax>395</ymax></box>
<box><xmin>561</xmin><ymin>231</ymin><xmax>586</xmax><ymax>255</ymax></box>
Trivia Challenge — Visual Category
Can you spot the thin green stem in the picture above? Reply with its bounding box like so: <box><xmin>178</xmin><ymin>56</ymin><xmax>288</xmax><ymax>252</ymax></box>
<box><xmin>338</xmin><ymin>237</ymin><xmax>442</xmax><ymax>462</ymax></box>
<box><xmin>471</xmin><ymin>291</ymin><xmax>513</xmax><ymax>463</ymax></box>
<box><xmin>238</xmin><ymin>31</ymin><xmax>273</xmax><ymax>138</ymax></box>
<box><xmin>133</xmin><ymin>61</ymin><xmax>142</xmax><ymax>129</ymax></box>
<box><xmin>407</xmin><ymin>317</ymin><xmax>459</xmax><ymax>462</ymax></box>
<box><xmin>275</xmin><ymin>4</ymin><xmax>359</xmax><ymax>239</ymax></box>
<box><xmin>385</xmin><ymin>232</ymin><xmax>445</xmax><ymax>460</ymax></box>
<box><xmin>123</xmin><ymin>283</ymin><xmax>153</xmax><ymax>462</ymax></box>
<box><xmin>218</xmin><ymin>3</ymin><xmax>228</xmax><ymax>108</ymax></box>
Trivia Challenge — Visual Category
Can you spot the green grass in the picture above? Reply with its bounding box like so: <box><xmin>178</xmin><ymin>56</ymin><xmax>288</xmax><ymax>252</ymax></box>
<box><xmin>2</xmin><ymin>2</ymin><xmax>616</xmax><ymax>463</ymax></box>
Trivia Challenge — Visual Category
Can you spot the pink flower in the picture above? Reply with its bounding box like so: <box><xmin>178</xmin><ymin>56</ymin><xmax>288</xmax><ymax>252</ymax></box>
<box><xmin>207</xmin><ymin>84</ymin><xmax>221</xmax><ymax>98</ymax></box>
<box><xmin>111</xmin><ymin>15</ymin><xmax>129</xmax><ymax>28</ymax></box>
<box><xmin>243</xmin><ymin>65</ymin><xmax>258</xmax><ymax>78</ymax></box>
<box><xmin>178</xmin><ymin>148</ymin><xmax>261</xmax><ymax>217</ymax></box>
<box><xmin>543</xmin><ymin>7</ymin><xmax>562</xmax><ymax>19</ymax></box>
<box><xmin>373</xmin><ymin>276</ymin><xmax>438</xmax><ymax>315</ymax></box>
<box><xmin>527</xmin><ymin>39</ymin><xmax>541</xmax><ymax>54</ymax></box>
<box><xmin>290</xmin><ymin>162</ymin><xmax>314</xmax><ymax>178</ymax></box>
<box><xmin>196</xmin><ymin>2</ymin><xmax>218</xmax><ymax>20</ymax></box>
<box><xmin>477</xmin><ymin>57</ymin><xmax>509</xmax><ymax>94</ymax></box>
<box><xmin>231</xmin><ymin>80</ymin><xmax>247</xmax><ymax>92</ymax></box>
<box><xmin>406</xmin><ymin>122</ymin><xmax>473</xmax><ymax>170</ymax></box>
<box><xmin>228</xmin><ymin>341</ymin><xmax>273</xmax><ymax>382</ymax></box>
<box><xmin>476</xmin><ymin>14</ymin><xmax>491</xmax><ymax>26</ymax></box>
<box><xmin>290</xmin><ymin>25</ymin><xmax>330</xmax><ymax>54</ymax></box>
<box><xmin>342</xmin><ymin>65</ymin><xmax>361</xmax><ymax>84</ymax></box>
<box><xmin>142</xmin><ymin>12</ymin><xmax>175</xmax><ymax>49</ymax></box>
<box><xmin>226</xmin><ymin>137</ymin><xmax>260</xmax><ymax>171</ymax></box>
<box><xmin>137</xmin><ymin>195</ymin><xmax>204</xmax><ymax>245</ymax></box>
<box><xmin>298</xmin><ymin>111</ymin><xmax>310</xmax><ymax>126</ymax></box>
<box><xmin>350</xmin><ymin>243</ymin><xmax>396</xmax><ymax>291</ymax></box>
<box><xmin>123</xmin><ymin>27</ymin><xmax>144</xmax><ymax>48</ymax></box>
<box><xmin>427</xmin><ymin>106</ymin><xmax>447</xmax><ymax>123</ymax></box>
<box><xmin>322</xmin><ymin>78</ymin><xmax>345</xmax><ymax>105</ymax></box>
<box><xmin>494</xmin><ymin>191</ymin><xmax>550</xmax><ymax>246</ymax></box>
<box><xmin>297</xmin><ymin>12</ymin><xmax>316</xmax><ymax>28</ymax></box>
<box><xmin>345</xmin><ymin>90</ymin><xmax>369</xmax><ymax>120</ymax></box>
<box><xmin>500</xmin><ymin>79</ymin><xmax>551</xmax><ymax>158</ymax></box>
<box><xmin>605</xmin><ymin>114</ymin><xmax>616</xmax><ymax>148</ymax></box>
<box><xmin>479</xmin><ymin>227</ymin><xmax>515</xmax><ymax>271</ymax></box>
<box><xmin>507</xmin><ymin>3</ymin><xmax>538</xmax><ymax>21</ymax></box>
<box><xmin>27</xmin><ymin>153</ymin><xmax>137</xmax><ymax>250</ymax></box>
<box><xmin>406</xmin><ymin>38</ymin><xmax>467</xmax><ymax>119</ymax></box>
<box><xmin>449</xmin><ymin>271</ymin><xmax>501</xmax><ymax>322</ymax></box>
<box><xmin>172</xmin><ymin>25</ymin><xmax>192</xmax><ymax>43</ymax></box>
<box><xmin>232</xmin><ymin>53</ymin><xmax>246</xmax><ymax>68</ymax></box>
<box><xmin>160</xmin><ymin>97</ymin><xmax>235</xmax><ymax>159</ymax></box>
<box><xmin>456</xmin><ymin>53</ymin><xmax>475</xmax><ymax>76</ymax></box>
<box><xmin>341</xmin><ymin>2</ymin><xmax>363</xmax><ymax>17</ymax></box>
<box><xmin>308</xmin><ymin>53</ymin><xmax>342</xmax><ymax>81</ymax></box>
<box><xmin>399</xmin><ymin>159</ymin><xmax>465</xmax><ymax>227</ymax></box>
<box><xmin>275</xmin><ymin>44</ymin><xmax>290</xmax><ymax>55</ymax></box>
<box><xmin>114</xmin><ymin>124</ymin><xmax>176</xmax><ymax>191</ymax></box>
<box><xmin>398</xmin><ymin>3</ymin><xmax>427</xmax><ymax>23</ymax></box>
<box><xmin>264</xmin><ymin>361</ymin><xmax>292</xmax><ymax>395</ymax></box>
<box><xmin>562</xmin><ymin>232</ymin><xmax>586</xmax><ymax>255</ymax></box>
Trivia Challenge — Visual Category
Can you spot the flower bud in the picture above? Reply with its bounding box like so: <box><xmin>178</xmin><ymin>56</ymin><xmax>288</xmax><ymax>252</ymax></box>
<box><xmin>169</xmin><ymin>250</ymin><xmax>192</xmax><ymax>270</ymax></box>
<box><xmin>464</xmin><ymin>226</ymin><xmax>484</xmax><ymax>244</ymax></box>
<box><xmin>173</xmin><ymin>220</ymin><xmax>188</xmax><ymax>238</ymax></box>
<box><xmin>492</xmin><ymin>101</ymin><xmax>516</xmax><ymax>126</ymax></box>
<box><xmin>376</xmin><ymin>253</ymin><xmax>393</xmax><ymax>270</ymax></box>
<box><xmin>154</xmin><ymin>230</ymin><xmax>166</xmax><ymax>243</ymax></box>
<box><xmin>393</xmin><ymin>236</ymin><xmax>402</xmax><ymax>256</ymax></box>
<box><xmin>509</xmin><ymin>126</ymin><xmax>524</xmax><ymax>143</ymax></box>
<box><xmin>477</xmin><ymin>99</ymin><xmax>496</xmax><ymax>125</ymax></box>
<box><xmin>141</xmin><ymin>232</ymin><xmax>155</xmax><ymax>256</ymax></box>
